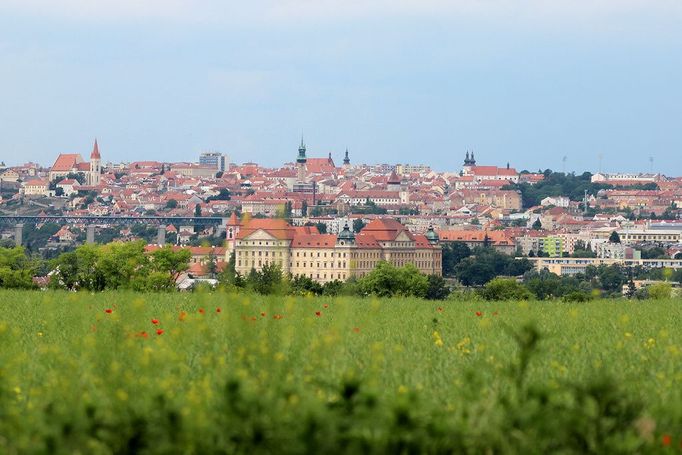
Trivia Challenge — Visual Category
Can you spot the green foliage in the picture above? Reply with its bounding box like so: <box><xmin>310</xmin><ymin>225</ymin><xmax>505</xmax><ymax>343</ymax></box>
<box><xmin>246</xmin><ymin>263</ymin><xmax>288</xmax><ymax>295</ymax></box>
<box><xmin>454</xmin><ymin>247</ymin><xmax>533</xmax><ymax>286</ymax></box>
<box><xmin>0</xmin><ymin>294</ymin><xmax>668</xmax><ymax>453</ymax></box>
<box><xmin>357</xmin><ymin>262</ymin><xmax>429</xmax><ymax>298</ymax></box>
<box><xmin>0</xmin><ymin>247</ymin><xmax>36</xmax><ymax>289</ymax></box>
<box><xmin>425</xmin><ymin>274</ymin><xmax>450</xmax><ymax>300</ymax></box>
<box><xmin>48</xmin><ymin>242</ymin><xmax>191</xmax><ymax>291</ymax></box>
<box><xmin>205</xmin><ymin>188</ymin><xmax>231</xmax><ymax>202</ymax></box>
<box><xmin>352</xmin><ymin>218</ymin><xmax>365</xmax><ymax>233</ymax></box>
<box><xmin>351</xmin><ymin>199</ymin><xmax>387</xmax><ymax>215</ymax></box>
<box><xmin>290</xmin><ymin>274</ymin><xmax>323</xmax><ymax>296</ymax></box>
<box><xmin>532</xmin><ymin>218</ymin><xmax>543</xmax><ymax>230</ymax></box>
<box><xmin>165</xmin><ymin>199</ymin><xmax>178</xmax><ymax>209</ymax></box>
<box><xmin>503</xmin><ymin>170</ymin><xmax>612</xmax><ymax>209</ymax></box>
<box><xmin>441</xmin><ymin>241</ymin><xmax>471</xmax><ymax>277</ymax></box>
<box><xmin>646</xmin><ymin>282</ymin><xmax>673</xmax><ymax>300</ymax></box>
<box><xmin>609</xmin><ymin>230</ymin><xmax>621</xmax><ymax>243</ymax></box>
<box><xmin>479</xmin><ymin>277</ymin><xmax>534</xmax><ymax>300</ymax></box>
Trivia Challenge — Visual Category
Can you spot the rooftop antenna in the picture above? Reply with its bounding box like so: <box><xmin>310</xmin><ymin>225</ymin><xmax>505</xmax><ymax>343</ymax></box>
<box><xmin>562</xmin><ymin>155</ymin><xmax>567</xmax><ymax>174</ymax></box>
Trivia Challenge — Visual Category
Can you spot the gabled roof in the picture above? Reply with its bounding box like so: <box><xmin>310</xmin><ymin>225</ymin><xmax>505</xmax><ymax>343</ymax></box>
<box><xmin>51</xmin><ymin>154</ymin><xmax>83</xmax><ymax>172</ymax></box>
<box><xmin>359</xmin><ymin>218</ymin><xmax>415</xmax><ymax>242</ymax></box>
<box><xmin>236</xmin><ymin>219</ymin><xmax>296</xmax><ymax>240</ymax></box>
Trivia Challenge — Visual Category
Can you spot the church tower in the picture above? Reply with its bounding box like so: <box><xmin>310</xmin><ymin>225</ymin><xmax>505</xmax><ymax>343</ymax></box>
<box><xmin>296</xmin><ymin>136</ymin><xmax>307</xmax><ymax>182</ymax></box>
<box><xmin>89</xmin><ymin>139</ymin><xmax>101</xmax><ymax>186</ymax></box>
<box><xmin>343</xmin><ymin>148</ymin><xmax>350</xmax><ymax>169</ymax></box>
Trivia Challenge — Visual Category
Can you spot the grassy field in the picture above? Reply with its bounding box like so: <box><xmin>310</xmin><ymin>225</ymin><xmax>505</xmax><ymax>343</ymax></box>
<box><xmin>1</xmin><ymin>290</ymin><xmax>681</xmax><ymax>453</ymax></box>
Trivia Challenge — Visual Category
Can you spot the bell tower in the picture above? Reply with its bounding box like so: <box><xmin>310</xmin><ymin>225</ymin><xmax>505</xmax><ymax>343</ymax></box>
<box><xmin>89</xmin><ymin>139</ymin><xmax>101</xmax><ymax>186</ymax></box>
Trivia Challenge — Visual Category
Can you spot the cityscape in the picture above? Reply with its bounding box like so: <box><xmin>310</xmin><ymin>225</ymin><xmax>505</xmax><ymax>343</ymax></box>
<box><xmin>1</xmin><ymin>138</ymin><xmax>680</xmax><ymax>291</ymax></box>
<box><xmin>2</xmin><ymin>1</ymin><xmax>682</xmax><ymax>452</ymax></box>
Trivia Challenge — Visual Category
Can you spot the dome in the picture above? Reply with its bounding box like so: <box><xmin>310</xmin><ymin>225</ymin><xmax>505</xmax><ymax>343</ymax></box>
<box><xmin>337</xmin><ymin>223</ymin><xmax>355</xmax><ymax>243</ymax></box>
<box><xmin>425</xmin><ymin>225</ymin><xmax>439</xmax><ymax>244</ymax></box>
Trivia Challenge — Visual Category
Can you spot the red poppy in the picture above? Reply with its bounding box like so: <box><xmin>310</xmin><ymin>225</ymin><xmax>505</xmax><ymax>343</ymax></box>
<box><xmin>138</xmin><ymin>331</ymin><xmax>149</xmax><ymax>338</ymax></box>
<box><xmin>198</xmin><ymin>308</ymin><xmax>205</xmax><ymax>315</ymax></box>
<box><xmin>323</xmin><ymin>304</ymin><xmax>329</xmax><ymax>309</ymax></box>
<box><xmin>492</xmin><ymin>311</ymin><xmax>499</xmax><ymax>316</ymax></box>
<box><xmin>251</xmin><ymin>316</ymin><xmax>257</xmax><ymax>321</ymax></box>
<box><xmin>179</xmin><ymin>311</ymin><xmax>187</xmax><ymax>321</ymax></box>
<box><xmin>104</xmin><ymin>308</ymin><xmax>113</xmax><ymax>314</ymax></box>
<box><xmin>662</xmin><ymin>434</ymin><xmax>672</xmax><ymax>447</ymax></box>
<box><xmin>437</xmin><ymin>307</ymin><xmax>443</xmax><ymax>312</ymax></box>
<box><xmin>261</xmin><ymin>312</ymin><xmax>266</xmax><ymax>317</ymax></box>
<box><xmin>352</xmin><ymin>327</ymin><xmax>360</xmax><ymax>333</ymax></box>
<box><xmin>475</xmin><ymin>311</ymin><xmax>482</xmax><ymax>317</ymax></box>
<box><xmin>216</xmin><ymin>307</ymin><xmax>222</xmax><ymax>313</ymax></box>
<box><xmin>156</xmin><ymin>329</ymin><xmax>164</xmax><ymax>335</ymax></box>
<box><xmin>315</xmin><ymin>311</ymin><xmax>321</xmax><ymax>317</ymax></box>
<box><xmin>151</xmin><ymin>319</ymin><xmax>159</xmax><ymax>325</ymax></box>
<box><xmin>273</xmin><ymin>314</ymin><xmax>284</xmax><ymax>320</ymax></box>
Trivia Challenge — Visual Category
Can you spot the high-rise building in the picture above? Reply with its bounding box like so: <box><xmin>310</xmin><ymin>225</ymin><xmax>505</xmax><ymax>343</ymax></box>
<box><xmin>199</xmin><ymin>152</ymin><xmax>228</xmax><ymax>172</ymax></box>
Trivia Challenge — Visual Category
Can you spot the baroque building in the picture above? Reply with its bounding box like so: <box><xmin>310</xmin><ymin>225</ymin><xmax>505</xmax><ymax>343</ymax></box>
<box><xmin>233</xmin><ymin>218</ymin><xmax>442</xmax><ymax>283</ymax></box>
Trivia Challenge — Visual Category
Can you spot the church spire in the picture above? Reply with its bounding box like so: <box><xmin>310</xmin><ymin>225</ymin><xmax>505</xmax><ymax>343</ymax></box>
<box><xmin>297</xmin><ymin>135</ymin><xmax>307</xmax><ymax>163</ymax></box>
<box><xmin>91</xmin><ymin>139</ymin><xmax>101</xmax><ymax>159</ymax></box>
<box><xmin>343</xmin><ymin>148</ymin><xmax>350</xmax><ymax>165</ymax></box>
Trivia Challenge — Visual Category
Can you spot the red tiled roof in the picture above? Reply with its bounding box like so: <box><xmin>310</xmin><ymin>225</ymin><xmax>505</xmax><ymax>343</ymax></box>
<box><xmin>360</xmin><ymin>218</ymin><xmax>414</xmax><ymax>241</ymax></box>
<box><xmin>51</xmin><ymin>154</ymin><xmax>82</xmax><ymax>172</ymax></box>
<box><xmin>291</xmin><ymin>234</ymin><xmax>337</xmax><ymax>248</ymax></box>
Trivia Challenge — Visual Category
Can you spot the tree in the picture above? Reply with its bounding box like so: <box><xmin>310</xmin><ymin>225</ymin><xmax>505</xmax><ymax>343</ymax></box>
<box><xmin>357</xmin><ymin>262</ymin><xmax>429</xmax><ymax>298</ymax></box>
<box><xmin>479</xmin><ymin>278</ymin><xmax>534</xmax><ymax>301</ymax></box>
<box><xmin>206</xmin><ymin>188</ymin><xmax>231</xmax><ymax>202</ymax></box>
<box><xmin>301</xmin><ymin>200</ymin><xmax>308</xmax><ymax>216</ymax></box>
<box><xmin>352</xmin><ymin>219</ymin><xmax>366</xmax><ymax>233</ymax></box>
<box><xmin>0</xmin><ymin>247</ymin><xmax>36</xmax><ymax>289</ymax></box>
<box><xmin>532</xmin><ymin>219</ymin><xmax>543</xmax><ymax>230</ymax></box>
<box><xmin>166</xmin><ymin>199</ymin><xmax>178</xmax><ymax>209</ymax></box>
<box><xmin>441</xmin><ymin>242</ymin><xmax>472</xmax><ymax>277</ymax></box>
<box><xmin>425</xmin><ymin>274</ymin><xmax>450</xmax><ymax>300</ymax></box>
<box><xmin>194</xmin><ymin>204</ymin><xmax>202</xmax><ymax>217</ymax></box>
<box><xmin>647</xmin><ymin>282</ymin><xmax>672</xmax><ymax>300</ymax></box>
<box><xmin>315</xmin><ymin>222</ymin><xmax>328</xmax><ymax>234</ymax></box>
<box><xmin>290</xmin><ymin>274</ymin><xmax>323</xmax><ymax>296</ymax></box>
<box><xmin>609</xmin><ymin>231</ymin><xmax>621</xmax><ymax>243</ymax></box>
<box><xmin>149</xmin><ymin>246</ymin><xmax>192</xmax><ymax>285</ymax></box>
<box><xmin>246</xmin><ymin>263</ymin><xmax>287</xmax><ymax>295</ymax></box>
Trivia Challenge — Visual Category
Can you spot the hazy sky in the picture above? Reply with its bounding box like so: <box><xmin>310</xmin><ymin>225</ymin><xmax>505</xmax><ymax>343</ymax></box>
<box><xmin>1</xmin><ymin>1</ymin><xmax>681</xmax><ymax>174</ymax></box>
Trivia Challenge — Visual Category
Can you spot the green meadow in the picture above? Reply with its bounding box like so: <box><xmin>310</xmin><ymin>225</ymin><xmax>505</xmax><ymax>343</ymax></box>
<box><xmin>1</xmin><ymin>290</ymin><xmax>681</xmax><ymax>453</ymax></box>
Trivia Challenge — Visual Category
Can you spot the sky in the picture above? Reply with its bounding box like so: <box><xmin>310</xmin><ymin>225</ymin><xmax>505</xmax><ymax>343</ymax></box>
<box><xmin>1</xmin><ymin>1</ymin><xmax>681</xmax><ymax>174</ymax></box>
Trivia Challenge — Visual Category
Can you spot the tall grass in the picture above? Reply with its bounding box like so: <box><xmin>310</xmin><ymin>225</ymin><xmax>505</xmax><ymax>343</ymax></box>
<box><xmin>0</xmin><ymin>290</ymin><xmax>680</xmax><ymax>453</ymax></box>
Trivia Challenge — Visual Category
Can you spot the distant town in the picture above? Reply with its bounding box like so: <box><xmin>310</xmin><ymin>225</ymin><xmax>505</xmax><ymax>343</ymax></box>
<box><xmin>1</xmin><ymin>139</ymin><xmax>681</xmax><ymax>290</ymax></box>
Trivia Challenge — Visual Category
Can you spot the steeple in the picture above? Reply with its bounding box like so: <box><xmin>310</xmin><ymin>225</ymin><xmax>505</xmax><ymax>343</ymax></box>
<box><xmin>297</xmin><ymin>136</ymin><xmax>307</xmax><ymax>163</ymax></box>
<box><xmin>90</xmin><ymin>139</ymin><xmax>101</xmax><ymax>159</ymax></box>
<box><xmin>88</xmin><ymin>138</ymin><xmax>101</xmax><ymax>186</ymax></box>
<box><xmin>464</xmin><ymin>150</ymin><xmax>470</xmax><ymax>165</ymax></box>
<box><xmin>470</xmin><ymin>151</ymin><xmax>476</xmax><ymax>165</ymax></box>
<box><xmin>343</xmin><ymin>148</ymin><xmax>350</xmax><ymax>165</ymax></box>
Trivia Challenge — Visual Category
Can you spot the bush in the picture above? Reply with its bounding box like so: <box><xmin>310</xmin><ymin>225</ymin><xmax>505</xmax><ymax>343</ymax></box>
<box><xmin>646</xmin><ymin>282</ymin><xmax>672</xmax><ymax>300</ymax></box>
<box><xmin>479</xmin><ymin>278</ymin><xmax>534</xmax><ymax>301</ymax></box>
<box><xmin>562</xmin><ymin>291</ymin><xmax>592</xmax><ymax>303</ymax></box>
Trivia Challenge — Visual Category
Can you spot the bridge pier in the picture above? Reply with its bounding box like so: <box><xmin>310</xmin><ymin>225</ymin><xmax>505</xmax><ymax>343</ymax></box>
<box><xmin>15</xmin><ymin>223</ymin><xmax>23</xmax><ymax>247</ymax></box>
<box><xmin>157</xmin><ymin>225</ymin><xmax>166</xmax><ymax>246</ymax></box>
<box><xmin>86</xmin><ymin>225</ymin><xmax>96</xmax><ymax>244</ymax></box>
